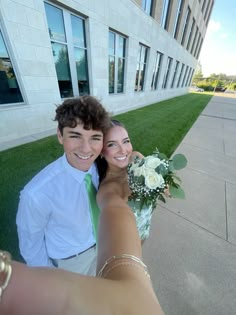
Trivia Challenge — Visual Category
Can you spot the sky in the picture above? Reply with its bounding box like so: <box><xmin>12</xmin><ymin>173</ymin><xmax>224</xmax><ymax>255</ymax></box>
<box><xmin>199</xmin><ymin>0</ymin><xmax>236</xmax><ymax>77</ymax></box>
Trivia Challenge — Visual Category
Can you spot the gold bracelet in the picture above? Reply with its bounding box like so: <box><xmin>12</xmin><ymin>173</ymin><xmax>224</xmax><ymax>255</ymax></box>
<box><xmin>0</xmin><ymin>251</ymin><xmax>12</xmax><ymax>303</ymax></box>
<box><xmin>97</xmin><ymin>254</ymin><xmax>150</xmax><ymax>279</ymax></box>
<box><xmin>101</xmin><ymin>260</ymin><xmax>151</xmax><ymax>279</ymax></box>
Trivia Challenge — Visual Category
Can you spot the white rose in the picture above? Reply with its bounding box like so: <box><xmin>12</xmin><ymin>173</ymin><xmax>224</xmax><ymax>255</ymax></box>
<box><xmin>129</xmin><ymin>162</ymin><xmax>138</xmax><ymax>172</ymax></box>
<box><xmin>145</xmin><ymin>156</ymin><xmax>162</xmax><ymax>169</ymax></box>
<box><xmin>134</xmin><ymin>164</ymin><xmax>146</xmax><ymax>177</ymax></box>
<box><xmin>145</xmin><ymin>170</ymin><xmax>164</xmax><ymax>189</ymax></box>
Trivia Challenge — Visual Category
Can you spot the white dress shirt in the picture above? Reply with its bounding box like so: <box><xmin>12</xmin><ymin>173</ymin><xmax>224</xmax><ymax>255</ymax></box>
<box><xmin>16</xmin><ymin>154</ymin><xmax>98</xmax><ymax>267</ymax></box>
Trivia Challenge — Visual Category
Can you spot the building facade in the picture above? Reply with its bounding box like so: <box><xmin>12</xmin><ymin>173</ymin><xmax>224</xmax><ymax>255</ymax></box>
<box><xmin>0</xmin><ymin>0</ymin><xmax>214</xmax><ymax>148</ymax></box>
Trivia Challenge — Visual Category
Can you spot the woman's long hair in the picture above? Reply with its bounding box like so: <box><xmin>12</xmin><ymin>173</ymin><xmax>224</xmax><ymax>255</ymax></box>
<box><xmin>96</xmin><ymin>120</ymin><xmax>126</xmax><ymax>185</ymax></box>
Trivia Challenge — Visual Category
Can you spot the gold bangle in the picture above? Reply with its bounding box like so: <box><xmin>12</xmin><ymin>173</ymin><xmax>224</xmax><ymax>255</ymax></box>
<box><xmin>0</xmin><ymin>251</ymin><xmax>12</xmax><ymax>303</ymax></box>
<box><xmin>97</xmin><ymin>254</ymin><xmax>150</xmax><ymax>279</ymax></box>
<box><xmin>101</xmin><ymin>260</ymin><xmax>151</xmax><ymax>279</ymax></box>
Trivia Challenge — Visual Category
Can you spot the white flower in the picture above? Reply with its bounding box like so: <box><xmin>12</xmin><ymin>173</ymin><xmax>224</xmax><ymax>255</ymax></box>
<box><xmin>134</xmin><ymin>164</ymin><xmax>146</xmax><ymax>177</ymax></box>
<box><xmin>145</xmin><ymin>156</ymin><xmax>162</xmax><ymax>169</ymax></box>
<box><xmin>145</xmin><ymin>170</ymin><xmax>164</xmax><ymax>189</ymax></box>
<box><xmin>129</xmin><ymin>162</ymin><xmax>139</xmax><ymax>172</ymax></box>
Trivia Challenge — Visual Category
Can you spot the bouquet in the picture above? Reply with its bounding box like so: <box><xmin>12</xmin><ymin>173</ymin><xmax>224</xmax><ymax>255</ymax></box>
<box><xmin>127</xmin><ymin>149</ymin><xmax>187</xmax><ymax>211</ymax></box>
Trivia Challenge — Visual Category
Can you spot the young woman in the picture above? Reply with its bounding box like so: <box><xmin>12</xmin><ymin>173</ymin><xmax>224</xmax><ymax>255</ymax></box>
<box><xmin>0</xmin><ymin>192</ymin><xmax>164</xmax><ymax>315</ymax></box>
<box><xmin>96</xmin><ymin>120</ymin><xmax>153</xmax><ymax>241</ymax></box>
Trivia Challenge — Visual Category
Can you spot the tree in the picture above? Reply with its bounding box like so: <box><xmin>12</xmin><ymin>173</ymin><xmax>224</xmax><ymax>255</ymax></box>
<box><xmin>192</xmin><ymin>69</ymin><xmax>203</xmax><ymax>85</ymax></box>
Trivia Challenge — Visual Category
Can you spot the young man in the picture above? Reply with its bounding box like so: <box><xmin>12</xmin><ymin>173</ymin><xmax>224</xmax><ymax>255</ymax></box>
<box><xmin>16</xmin><ymin>96</ymin><xmax>110</xmax><ymax>275</ymax></box>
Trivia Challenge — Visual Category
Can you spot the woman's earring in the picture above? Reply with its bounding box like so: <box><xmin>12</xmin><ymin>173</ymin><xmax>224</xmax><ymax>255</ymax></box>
<box><xmin>100</xmin><ymin>154</ymin><xmax>103</xmax><ymax>159</ymax></box>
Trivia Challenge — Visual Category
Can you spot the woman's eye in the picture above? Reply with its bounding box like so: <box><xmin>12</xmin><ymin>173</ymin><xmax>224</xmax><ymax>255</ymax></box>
<box><xmin>107</xmin><ymin>143</ymin><xmax>116</xmax><ymax>148</ymax></box>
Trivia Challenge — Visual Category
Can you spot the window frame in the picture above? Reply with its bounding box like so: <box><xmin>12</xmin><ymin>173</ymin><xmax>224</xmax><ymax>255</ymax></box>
<box><xmin>171</xmin><ymin>60</ymin><xmax>180</xmax><ymax>88</ymax></box>
<box><xmin>44</xmin><ymin>1</ymin><xmax>90</xmax><ymax>98</ymax></box>
<box><xmin>0</xmin><ymin>29</ymin><xmax>24</xmax><ymax>106</ymax></box>
<box><xmin>173</xmin><ymin>0</ymin><xmax>185</xmax><ymax>39</ymax></box>
<box><xmin>162</xmin><ymin>56</ymin><xmax>173</xmax><ymax>89</ymax></box>
<box><xmin>108</xmin><ymin>29</ymin><xmax>127</xmax><ymax>94</ymax></box>
<box><xmin>151</xmin><ymin>51</ymin><xmax>163</xmax><ymax>90</ymax></box>
<box><xmin>135</xmin><ymin>43</ymin><xmax>149</xmax><ymax>92</ymax></box>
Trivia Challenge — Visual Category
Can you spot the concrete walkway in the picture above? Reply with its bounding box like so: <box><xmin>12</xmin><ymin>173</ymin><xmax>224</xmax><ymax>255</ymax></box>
<box><xmin>143</xmin><ymin>94</ymin><xmax>236</xmax><ymax>315</ymax></box>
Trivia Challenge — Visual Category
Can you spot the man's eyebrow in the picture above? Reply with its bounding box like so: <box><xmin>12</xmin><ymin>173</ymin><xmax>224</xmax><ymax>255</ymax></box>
<box><xmin>91</xmin><ymin>133</ymin><xmax>103</xmax><ymax>138</ymax></box>
<box><xmin>68</xmin><ymin>131</ymin><xmax>103</xmax><ymax>138</ymax></box>
<box><xmin>68</xmin><ymin>131</ymin><xmax>82</xmax><ymax>135</ymax></box>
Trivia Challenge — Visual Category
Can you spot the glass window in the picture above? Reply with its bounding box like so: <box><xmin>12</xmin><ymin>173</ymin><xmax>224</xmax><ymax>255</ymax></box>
<box><xmin>151</xmin><ymin>51</ymin><xmax>163</xmax><ymax>90</ymax></box>
<box><xmin>194</xmin><ymin>32</ymin><xmax>201</xmax><ymax>57</ymax></box>
<box><xmin>142</xmin><ymin>0</ymin><xmax>153</xmax><ymax>15</ymax></box>
<box><xmin>206</xmin><ymin>1</ymin><xmax>214</xmax><ymax>26</ymax></box>
<box><xmin>173</xmin><ymin>0</ymin><xmax>184</xmax><ymax>39</ymax></box>
<box><xmin>44</xmin><ymin>2</ymin><xmax>89</xmax><ymax>98</ymax></box>
<box><xmin>161</xmin><ymin>0</ymin><xmax>171</xmax><ymax>30</ymax></box>
<box><xmin>108</xmin><ymin>30</ymin><xmax>126</xmax><ymax>94</ymax></box>
<box><xmin>182</xmin><ymin>65</ymin><xmax>189</xmax><ymax>86</ymax></box>
<box><xmin>162</xmin><ymin>56</ymin><xmax>173</xmax><ymax>89</ymax></box>
<box><xmin>204</xmin><ymin>0</ymin><xmax>211</xmax><ymax>21</ymax></box>
<box><xmin>0</xmin><ymin>31</ymin><xmax>23</xmax><ymax>105</ymax></box>
<box><xmin>196</xmin><ymin>37</ymin><xmax>203</xmax><ymax>59</ymax></box>
<box><xmin>181</xmin><ymin>7</ymin><xmax>191</xmax><ymax>46</ymax></box>
<box><xmin>187</xmin><ymin>68</ymin><xmax>194</xmax><ymax>86</ymax></box>
<box><xmin>135</xmin><ymin>44</ymin><xmax>149</xmax><ymax>92</ymax></box>
<box><xmin>185</xmin><ymin>66</ymin><xmax>191</xmax><ymax>86</ymax></box>
<box><xmin>191</xmin><ymin>26</ymin><xmax>199</xmax><ymax>55</ymax></box>
<box><xmin>171</xmin><ymin>60</ymin><xmax>179</xmax><ymax>88</ymax></box>
<box><xmin>177</xmin><ymin>63</ymin><xmax>184</xmax><ymax>87</ymax></box>
<box><xmin>186</xmin><ymin>18</ymin><xmax>195</xmax><ymax>51</ymax></box>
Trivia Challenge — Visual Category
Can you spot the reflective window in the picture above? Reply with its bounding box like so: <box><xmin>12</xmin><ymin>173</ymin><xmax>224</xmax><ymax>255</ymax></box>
<box><xmin>108</xmin><ymin>30</ymin><xmax>126</xmax><ymax>94</ymax></box>
<box><xmin>135</xmin><ymin>44</ymin><xmax>148</xmax><ymax>91</ymax></box>
<box><xmin>173</xmin><ymin>0</ymin><xmax>184</xmax><ymax>39</ymax></box>
<box><xmin>186</xmin><ymin>18</ymin><xmax>195</xmax><ymax>51</ymax></box>
<box><xmin>162</xmin><ymin>56</ymin><xmax>173</xmax><ymax>89</ymax></box>
<box><xmin>161</xmin><ymin>0</ymin><xmax>171</xmax><ymax>30</ymax></box>
<box><xmin>177</xmin><ymin>63</ymin><xmax>185</xmax><ymax>87</ymax></box>
<box><xmin>171</xmin><ymin>60</ymin><xmax>180</xmax><ymax>88</ymax></box>
<box><xmin>191</xmin><ymin>26</ymin><xmax>199</xmax><ymax>54</ymax></box>
<box><xmin>142</xmin><ymin>0</ymin><xmax>153</xmax><ymax>15</ymax></box>
<box><xmin>181</xmin><ymin>7</ymin><xmax>191</xmax><ymax>46</ymax></box>
<box><xmin>0</xmin><ymin>31</ymin><xmax>23</xmax><ymax>105</ymax></box>
<box><xmin>182</xmin><ymin>65</ymin><xmax>189</xmax><ymax>86</ymax></box>
<box><xmin>44</xmin><ymin>2</ymin><xmax>89</xmax><ymax>98</ymax></box>
<box><xmin>151</xmin><ymin>51</ymin><xmax>163</xmax><ymax>90</ymax></box>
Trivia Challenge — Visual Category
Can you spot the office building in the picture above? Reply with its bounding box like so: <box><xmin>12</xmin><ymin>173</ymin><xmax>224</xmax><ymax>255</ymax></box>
<box><xmin>0</xmin><ymin>0</ymin><xmax>214</xmax><ymax>147</ymax></box>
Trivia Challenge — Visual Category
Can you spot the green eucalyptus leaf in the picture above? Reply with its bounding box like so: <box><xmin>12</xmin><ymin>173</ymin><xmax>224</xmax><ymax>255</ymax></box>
<box><xmin>168</xmin><ymin>160</ymin><xmax>175</xmax><ymax>172</ymax></box>
<box><xmin>156</xmin><ymin>164</ymin><xmax>168</xmax><ymax>176</ymax></box>
<box><xmin>158</xmin><ymin>152</ymin><xmax>168</xmax><ymax>160</ymax></box>
<box><xmin>170</xmin><ymin>185</ymin><xmax>185</xmax><ymax>199</ymax></box>
<box><xmin>172</xmin><ymin>154</ymin><xmax>187</xmax><ymax>170</ymax></box>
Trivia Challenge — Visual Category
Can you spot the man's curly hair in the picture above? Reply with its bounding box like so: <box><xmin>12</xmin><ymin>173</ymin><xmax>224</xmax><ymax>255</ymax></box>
<box><xmin>54</xmin><ymin>96</ymin><xmax>111</xmax><ymax>134</ymax></box>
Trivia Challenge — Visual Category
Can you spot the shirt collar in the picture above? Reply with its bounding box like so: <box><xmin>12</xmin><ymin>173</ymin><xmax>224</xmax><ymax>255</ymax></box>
<box><xmin>62</xmin><ymin>153</ymin><xmax>97</xmax><ymax>183</ymax></box>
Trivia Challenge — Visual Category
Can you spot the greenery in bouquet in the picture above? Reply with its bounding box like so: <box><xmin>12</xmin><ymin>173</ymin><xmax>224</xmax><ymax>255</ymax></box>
<box><xmin>127</xmin><ymin>149</ymin><xmax>187</xmax><ymax>211</ymax></box>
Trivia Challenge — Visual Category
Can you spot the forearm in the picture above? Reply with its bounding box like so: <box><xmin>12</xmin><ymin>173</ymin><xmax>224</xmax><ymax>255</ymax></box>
<box><xmin>96</xmin><ymin>197</ymin><xmax>142</xmax><ymax>273</ymax></box>
<box><xmin>0</xmin><ymin>262</ymin><xmax>69</xmax><ymax>315</ymax></box>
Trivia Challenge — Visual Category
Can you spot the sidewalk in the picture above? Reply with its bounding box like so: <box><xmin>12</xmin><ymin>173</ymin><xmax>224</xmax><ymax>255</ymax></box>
<box><xmin>143</xmin><ymin>94</ymin><xmax>236</xmax><ymax>315</ymax></box>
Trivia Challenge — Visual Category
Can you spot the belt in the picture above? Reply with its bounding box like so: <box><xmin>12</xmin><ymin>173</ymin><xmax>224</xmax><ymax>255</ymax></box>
<box><xmin>61</xmin><ymin>244</ymin><xmax>96</xmax><ymax>260</ymax></box>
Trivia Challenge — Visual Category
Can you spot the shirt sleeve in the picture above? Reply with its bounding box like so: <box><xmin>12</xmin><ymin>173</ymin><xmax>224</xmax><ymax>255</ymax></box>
<box><xmin>16</xmin><ymin>190</ymin><xmax>54</xmax><ymax>267</ymax></box>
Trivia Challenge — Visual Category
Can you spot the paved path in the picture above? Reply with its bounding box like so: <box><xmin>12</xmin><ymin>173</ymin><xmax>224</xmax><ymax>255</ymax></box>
<box><xmin>143</xmin><ymin>95</ymin><xmax>236</xmax><ymax>315</ymax></box>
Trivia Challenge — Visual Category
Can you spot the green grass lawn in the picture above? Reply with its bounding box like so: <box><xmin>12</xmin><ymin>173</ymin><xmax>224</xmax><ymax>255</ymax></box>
<box><xmin>0</xmin><ymin>93</ymin><xmax>212</xmax><ymax>261</ymax></box>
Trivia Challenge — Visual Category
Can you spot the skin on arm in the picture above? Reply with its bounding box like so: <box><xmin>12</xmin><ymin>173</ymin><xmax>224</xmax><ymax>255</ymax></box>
<box><xmin>0</xmin><ymin>184</ymin><xmax>164</xmax><ymax>315</ymax></box>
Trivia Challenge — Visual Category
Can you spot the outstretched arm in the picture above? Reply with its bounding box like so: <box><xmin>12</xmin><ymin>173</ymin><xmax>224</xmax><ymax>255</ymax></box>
<box><xmin>1</xmin><ymin>191</ymin><xmax>164</xmax><ymax>315</ymax></box>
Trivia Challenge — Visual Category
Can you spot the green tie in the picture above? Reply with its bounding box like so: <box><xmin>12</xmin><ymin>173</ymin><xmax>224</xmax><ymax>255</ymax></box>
<box><xmin>84</xmin><ymin>173</ymin><xmax>100</xmax><ymax>241</ymax></box>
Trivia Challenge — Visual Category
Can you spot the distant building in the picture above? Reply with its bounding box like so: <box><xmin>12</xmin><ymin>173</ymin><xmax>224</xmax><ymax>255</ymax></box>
<box><xmin>0</xmin><ymin>0</ymin><xmax>214</xmax><ymax>147</ymax></box>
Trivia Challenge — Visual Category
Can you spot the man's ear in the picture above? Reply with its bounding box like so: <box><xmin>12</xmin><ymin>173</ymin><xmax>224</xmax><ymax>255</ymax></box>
<box><xmin>57</xmin><ymin>128</ymin><xmax>63</xmax><ymax>145</ymax></box>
